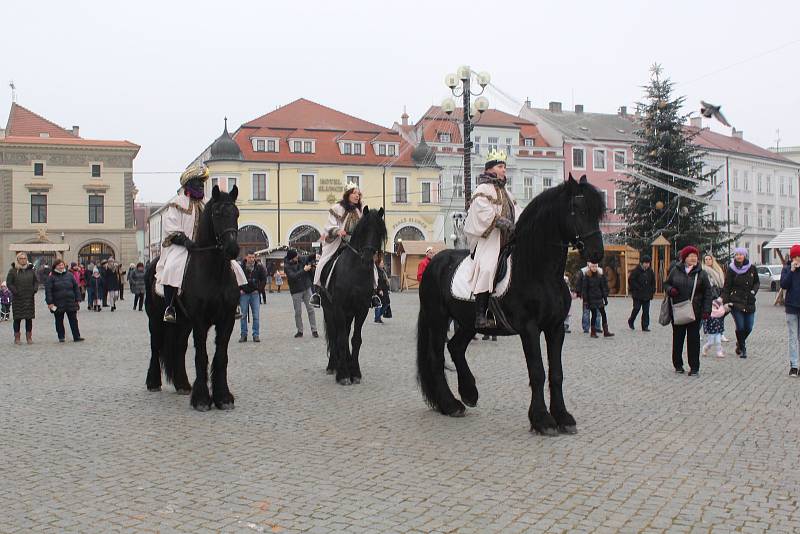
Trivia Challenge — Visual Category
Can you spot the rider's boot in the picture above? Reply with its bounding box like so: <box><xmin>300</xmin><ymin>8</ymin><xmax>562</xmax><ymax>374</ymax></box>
<box><xmin>163</xmin><ymin>285</ymin><xmax>177</xmax><ymax>323</ymax></box>
<box><xmin>310</xmin><ymin>285</ymin><xmax>322</xmax><ymax>308</ymax></box>
<box><xmin>474</xmin><ymin>292</ymin><xmax>491</xmax><ymax>329</ymax></box>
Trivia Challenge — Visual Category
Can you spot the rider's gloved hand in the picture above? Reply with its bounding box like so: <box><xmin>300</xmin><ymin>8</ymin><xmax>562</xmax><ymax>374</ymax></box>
<box><xmin>171</xmin><ymin>232</ymin><xmax>197</xmax><ymax>251</ymax></box>
<box><xmin>495</xmin><ymin>217</ymin><xmax>515</xmax><ymax>232</ymax></box>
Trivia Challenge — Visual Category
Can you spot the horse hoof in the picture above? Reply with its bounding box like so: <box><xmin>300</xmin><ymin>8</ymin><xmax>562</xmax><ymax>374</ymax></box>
<box><xmin>325</xmin><ymin>368</ymin><xmax>335</xmax><ymax>375</ymax></box>
<box><xmin>462</xmin><ymin>399</ymin><xmax>477</xmax><ymax>408</ymax></box>
<box><xmin>351</xmin><ymin>377</ymin><xmax>361</xmax><ymax>385</ymax></box>
<box><xmin>193</xmin><ymin>403</ymin><xmax>211</xmax><ymax>412</ymax></box>
<box><xmin>447</xmin><ymin>407</ymin><xmax>466</xmax><ymax>418</ymax></box>
<box><xmin>531</xmin><ymin>426</ymin><xmax>559</xmax><ymax>437</ymax></box>
<box><xmin>176</xmin><ymin>388</ymin><xmax>191</xmax><ymax>395</ymax></box>
<box><xmin>147</xmin><ymin>386</ymin><xmax>161</xmax><ymax>392</ymax></box>
<box><xmin>559</xmin><ymin>425</ymin><xmax>578</xmax><ymax>435</ymax></box>
<box><xmin>337</xmin><ymin>378</ymin><xmax>352</xmax><ymax>386</ymax></box>
<box><xmin>217</xmin><ymin>402</ymin><xmax>235</xmax><ymax>411</ymax></box>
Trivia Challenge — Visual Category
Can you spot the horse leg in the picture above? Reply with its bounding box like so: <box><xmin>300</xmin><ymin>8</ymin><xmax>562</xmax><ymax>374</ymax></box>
<box><xmin>520</xmin><ymin>324</ymin><xmax>558</xmax><ymax>436</ymax></box>
<box><xmin>349</xmin><ymin>307</ymin><xmax>368</xmax><ymax>384</ymax></box>
<box><xmin>335</xmin><ymin>314</ymin><xmax>354</xmax><ymax>386</ymax></box>
<box><xmin>145</xmin><ymin>316</ymin><xmax>162</xmax><ymax>392</ymax></box>
<box><xmin>211</xmin><ymin>317</ymin><xmax>235</xmax><ymax>410</ymax></box>
<box><xmin>172</xmin><ymin>323</ymin><xmax>193</xmax><ymax>394</ymax></box>
<box><xmin>322</xmin><ymin>306</ymin><xmax>336</xmax><ymax>375</ymax></box>
<box><xmin>189</xmin><ymin>324</ymin><xmax>212</xmax><ymax>411</ymax></box>
<box><xmin>448</xmin><ymin>325</ymin><xmax>478</xmax><ymax>407</ymax></box>
<box><xmin>544</xmin><ymin>326</ymin><xmax>576</xmax><ymax>434</ymax></box>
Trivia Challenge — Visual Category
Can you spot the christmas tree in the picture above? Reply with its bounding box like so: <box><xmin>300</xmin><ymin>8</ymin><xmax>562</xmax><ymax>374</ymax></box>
<box><xmin>615</xmin><ymin>64</ymin><xmax>738</xmax><ymax>260</ymax></box>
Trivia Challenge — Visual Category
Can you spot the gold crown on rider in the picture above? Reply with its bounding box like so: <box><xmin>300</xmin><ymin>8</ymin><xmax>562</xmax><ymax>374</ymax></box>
<box><xmin>180</xmin><ymin>164</ymin><xmax>210</xmax><ymax>186</ymax></box>
<box><xmin>485</xmin><ymin>148</ymin><xmax>507</xmax><ymax>164</ymax></box>
<box><xmin>344</xmin><ymin>181</ymin><xmax>360</xmax><ymax>193</ymax></box>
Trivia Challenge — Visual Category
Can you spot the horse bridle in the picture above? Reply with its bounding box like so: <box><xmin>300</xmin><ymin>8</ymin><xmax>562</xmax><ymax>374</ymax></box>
<box><xmin>562</xmin><ymin>194</ymin><xmax>601</xmax><ymax>251</ymax></box>
<box><xmin>343</xmin><ymin>239</ymin><xmax>380</xmax><ymax>262</ymax></box>
<box><xmin>191</xmin><ymin>202</ymin><xmax>239</xmax><ymax>254</ymax></box>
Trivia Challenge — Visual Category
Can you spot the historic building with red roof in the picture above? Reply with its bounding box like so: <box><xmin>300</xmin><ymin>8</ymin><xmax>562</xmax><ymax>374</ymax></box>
<box><xmin>0</xmin><ymin>103</ymin><xmax>140</xmax><ymax>269</ymax></box>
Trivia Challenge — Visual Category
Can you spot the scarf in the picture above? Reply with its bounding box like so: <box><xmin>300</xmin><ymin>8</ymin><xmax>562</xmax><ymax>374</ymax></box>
<box><xmin>728</xmin><ymin>259</ymin><xmax>751</xmax><ymax>275</ymax></box>
<box><xmin>478</xmin><ymin>172</ymin><xmax>507</xmax><ymax>188</ymax></box>
<box><xmin>340</xmin><ymin>200</ymin><xmax>361</xmax><ymax>213</ymax></box>
<box><xmin>703</xmin><ymin>265</ymin><xmax>724</xmax><ymax>287</ymax></box>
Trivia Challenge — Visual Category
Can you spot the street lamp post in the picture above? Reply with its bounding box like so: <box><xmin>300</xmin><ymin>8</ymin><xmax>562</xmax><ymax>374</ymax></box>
<box><xmin>442</xmin><ymin>66</ymin><xmax>490</xmax><ymax>248</ymax></box>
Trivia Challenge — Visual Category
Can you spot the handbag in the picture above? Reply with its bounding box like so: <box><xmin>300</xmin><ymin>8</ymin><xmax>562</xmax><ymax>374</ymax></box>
<box><xmin>658</xmin><ymin>297</ymin><xmax>672</xmax><ymax>326</ymax></box>
<box><xmin>671</xmin><ymin>272</ymin><xmax>698</xmax><ymax>326</ymax></box>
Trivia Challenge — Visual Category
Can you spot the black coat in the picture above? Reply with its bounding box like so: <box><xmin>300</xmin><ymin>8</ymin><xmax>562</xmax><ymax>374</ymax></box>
<box><xmin>721</xmin><ymin>263</ymin><xmax>759</xmax><ymax>313</ymax></box>
<box><xmin>285</xmin><ymin>259</ymin><xmax>313</xmax><ymax>295</ymax></box>
<box><xmin>104</xmin><ymin>266</ymin><xmax>120</xmax><ymax>291</ymax></box>
<box><xmin>664</xmin><ymin>262</ymin><xmax>713</xmax><ymax>320</ymax></box>
<box><xmin>628</xmin><ymin>265</ymin><xmax>656</xmax><ymax>301</ymax></box>
<box><xmin>129</xmin><ymin>269</ymin><xmax>146</xmax><ymax>295</ymax></box>
<box><xmin>239</xmin><ymin>261</ymin><xmax>266</xmax><ymax>293</ymax></box>
<box><xmin>6</xmin><ymin>264</ymin><xmax>37</xmax><ymax>320</ymax></box>
<box><xmin>580</xmin><ymin>271</ymin><xmax>609</xmax><ymax>308</ymax></box>
<box><xmin>45</xmin><ymin>270</ymin><xmax>81</xmax><ymax>312</ymax></box>
<box><xmin>377</xmin><ymin>267</ymin><xmax>390</xmax><ymax>307</ymax></box>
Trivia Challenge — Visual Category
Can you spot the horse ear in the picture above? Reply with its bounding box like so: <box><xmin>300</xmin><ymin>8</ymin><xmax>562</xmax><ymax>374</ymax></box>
<box><xmin>363</xmin><ymin>206</ymin><xmax>370</xmax><ymax>216</ymax></box>
<box><xmin>579</xmin><ymin>174</ymin><xmax>588</xmax><ymax>184</ymax></box>
<box><xmin>567</xmin><ymin>172</ymin><xmax>576</xmax><ymax>183</ymax></box>
<box><xmin>212</xmin><ymin>185</ymin><xmax>220</xmax><ymax>200</ymax></box>
<box><xmin>230</xmin><ymin>185</ymin><xmax>238</xmax><ymax>202</ymax></box>
<box><xmin>378</xmin><ymin>207</ymin><xmax>385</xmax><ymax>219</ymax></box>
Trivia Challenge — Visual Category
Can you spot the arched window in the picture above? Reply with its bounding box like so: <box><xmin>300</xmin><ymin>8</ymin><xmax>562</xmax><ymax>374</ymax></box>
<box><xmin>79</xmin><ymin>242</ymin><xmax>115</xmax><ymax>267</ymax></box>
<box><xmin>238</xmin><ymin>225</ymin><xmax>269</xmax><ymax>256</ymax></box>
<box><xmin>395</xmin><ymin>225</ymin><xmax>425</xmax><ymax>243</ymax></box>
<box><xmin>289</xmin><ymin>225</ymin><xmax>321</xmax><ymax>252</ymax></box>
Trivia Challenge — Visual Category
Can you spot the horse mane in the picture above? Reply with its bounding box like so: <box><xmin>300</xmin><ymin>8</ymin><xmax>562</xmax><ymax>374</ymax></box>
<box><xmin>513</xmin><ymin>180</ymin><xmax>606</xmax><ymax>273</ymax></box>
<box><xmin>350</xmin><ymin>207</ymin><xmax>387</xmax><ymax>249</ymax></box>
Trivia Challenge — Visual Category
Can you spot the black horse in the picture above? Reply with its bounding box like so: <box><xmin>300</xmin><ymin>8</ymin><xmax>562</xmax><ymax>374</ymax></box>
<box><xmin>416</xmin><ymin>174</ymin><xmax>605</xmax><ymax>435</ymax></box>
<box><xmin>321</xmin><ymin>206</ymin><xmax>387</xmax><ymax>385</ymax></box>
<box><xmin>145</xmin><ymin>185</ymin><xmax>241</xmax><ymax>411</ymax></box>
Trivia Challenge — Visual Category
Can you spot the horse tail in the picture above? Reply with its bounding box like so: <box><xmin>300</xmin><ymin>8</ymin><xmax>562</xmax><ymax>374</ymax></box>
<box><xmin>416</xmin><ymin>283</ymin><xmax>440</xmax><ymax>410</ymax></box>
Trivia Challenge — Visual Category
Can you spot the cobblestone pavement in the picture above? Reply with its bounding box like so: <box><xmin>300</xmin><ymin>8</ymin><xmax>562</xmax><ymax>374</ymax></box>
<box><xmin>1</xmin><ymin>290</ymin><xmax>799</xmax><ymax>533</ymax></box>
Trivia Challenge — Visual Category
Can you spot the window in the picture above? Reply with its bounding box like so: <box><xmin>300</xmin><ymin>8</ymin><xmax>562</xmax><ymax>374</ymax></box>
<box><xmin>732</xmin><ymin>203</ymin><xmax>739</xmax><ymax>224</ymax></box>
<box><xmin>267</xmin><ymin>139</ymin><xmax>276</xmax><ymax>152</ymax></box>
<box><xmin>438</xmin><ymin>133</ymin><xmax>451</xmax><ymax>143</ymax></box>
<box><xmin>256</xmin><ymin>139</ymin><xmax>265</xmax><ymax>152</ymax></box>
<box><xmin>343</xmin><ymin>142</ymin><xmax>352</xmax><ymax>155</ymax></box>
<box><xmin>593</xmin><ymin>149</ymin><xmax>607</xmax><ymax>171</ymax></box>
<box><xmin>31</xmin><ymin>194</ymin><xmax>47</xmax><ymax>223</ymax></box>
<box><xmin>88</xmin><ymin>195</ymin><xmax>104</xmax><ymax>224</ymax></box>
<box><xmin>421</xmin><ymin>182</ymin><xmax>432</xmax><ymax>204</ymax></box>
<box><xmin>757</xmin><ymin>206</ymin><xmax>764</xmax><ymax>228</ymax></box>
<box><xmin>733</xmin><ymin>169</ymin><xmax>739</xmax><ymax>190</ymax></box>
<box><xmin>505</xmin><ymin>137</ymin><xmax>513</xmax><ymax>155</ymax></box>
<box><xmin>353</xmin><ymin>143</ymin><xmax>362</xmax><ymax>155</ymax></box>
<box><xmin>303</xmin><ymin>141</ymin><xmax>312</xmax><ymax>153</ymax></box>
<box><xmin>766</xmin><ymin>207</ymin><xmax>773</xmax><ymax>229</ymax></box>
<box><xmin>572</xmin><ymin>147</ymin><xmax>585</xmax><ymax>169</ymax></box>
<box><xmin>524</xmin><ymin>138</ymin><xmax>534</xmax><ymax>147</ymax></box>
<box><xmin>743</xmin><ymin>205</ymin><xmax>750</xmax><ymax>227</ymax></box>
<box><xmin>780</xmin><ymin>176</ymin><xmax>786</xmax><ymax>196</ymax></box>
<box><xmin>781</xmin><ymin>207</ymin><xmax>786</xmax><ymax>230</ymax></box>
<box><xmin>34</xmin><ymin>162</ymin><xmax>44</xmax><ymax>176</ymax></box>
<box><xmin>346</xmin><ymin>175</ymin><xmax>360</xmax><ymax>188</ymax></box>
<box><xmin>600</xmin><ymin>189</ymin><xmax>608</xmax><ymax>207</ymax></box>
<box><xmin>488</xmin><ymin>137</ymin><xmax>499</xmax><ymax>152</ymax></box>
<box><xmin>91</xmin><ymin>164</ymin><xmax>101</xmax><ymax>178</ymax></box>
<box><xmin>523</xmin><ymin>174</ymin><xmax>534</xmax><ymax>199</ymax></box>
<box><xmin>301</xmin><ymin>174</ymin><xmax>315</xmax><ymax>201</ymax></box>
<box><xmin>790</xmin><ymin>178</ymin><xmax>794</xmax><ymax>197</ymax></box>
<box><xmin>766</xmin><ymin>175</ymin><xmax>772</xmax><ymax>194</ymax></box>
<box><xmin>293</xmin><ymin>140</ymin><xmax>302</xmax><ymax>153</ymax></box>
<box><xmin>613</xmin><ymin>150</ymin><xmax>626</xmax><ymax>171</ymax></box>
<box><xmin>757</xmin><ymin>173</ymin><xmax>763</xmax><ymax>193</ymax></box>
<box><xmin>211</xmin><ymin>177</ymin><xmax>219</xmax><ymax>191</ymax></box>
<box><xmin>388</xmin><ymin>144</ymin><xmax>396</xmax><ymax>156</ymax></box>
<box><xmin>615</xmin><ymin>190</ymin><xmax>626</xmax><ymax>212</ymax></box>
<box><xmin>227</xmin><ymin>177</ymin><xmax>237</xmax><ymax>192</ymax></box>
<box><xmin>743</xmin><ymin>171</ymin><xmax>750</xmax><ymax>191</ymax></box>
<box><xmin>395</xmin><ymin>176</ymin><xmax>408</xmax><ymax>203</ymax></box>
<box><xmin>474</xmin><ymin>136</ymin><xmax>481</xmax><ymax>154</ymax></box>
<box><xmin>252</xmin><ymin>173</ymin><xmax>267</xmax><ymax>200</ymax></box>
<box><xmin>379</xmin><ymin>144</ymin><xmax>386</xmax><ymax>156</ymax></box>
<box><xmin>452</xmin><ymin>175</ymin><xmax>463</xmax><ymax>198</ymax></box>
<box><xmin>542</xmin><ymin>173</ymin><xmax>554</xmax><ymax>189</ymax></box>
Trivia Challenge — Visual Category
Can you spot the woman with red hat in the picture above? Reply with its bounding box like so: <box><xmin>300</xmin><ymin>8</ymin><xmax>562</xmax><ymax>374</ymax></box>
<box><xmin>780</xmin><ymin>244</ymin><xmax>800</xmax><ymax>376</ymax></box>
<box><xmin>721</xmin><ymin>247</ymin><xmax>759</xmax><ymax>359</ymax></box>
<box><xmin>664</xmin><ymin>245</ymin><xmax>713</xmax><ymax>376</ymax></box>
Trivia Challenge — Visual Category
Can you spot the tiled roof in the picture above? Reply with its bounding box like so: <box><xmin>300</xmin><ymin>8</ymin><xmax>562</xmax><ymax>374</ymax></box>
<box><xmin>0</xmin><ymin>135</ymin><xmax>139</xmax><ymax>150</ymax></box>
<box><xmin>418</xmin><ymin>106</ymin><xmax>551</xmax><ymax>147</ymax></box>
<box><xmin>531</xmin><ymin>108</ymin><xmax>638</xmax><ymax>142</ymax></box>
<box><xmin>371</xmin><ymin>131</ymin><xmax>402</xmax><ymax>142</ymax></box>
<box><xmin>420</xmin><ymin>119</ymin><xmax>463</xmax><ymax>144</ymax></box>
<box><xmin>6</xmin><ymin>103</ymin><xmax>79</xmax><ymax>138</ymax></box>
<box><xmin>687</xmin><ymin>126</ymin><xmax>796</xmax><ymax>164</ymax></box>
<box><xmin>243</xmin><ymin>98</ymin><xmax>386</xmax><ymax>132</ymax></box>
<box><xmin>337</xmin><ymin>131</ymin><xmax>379</xmax><ymax>142</ymax></box>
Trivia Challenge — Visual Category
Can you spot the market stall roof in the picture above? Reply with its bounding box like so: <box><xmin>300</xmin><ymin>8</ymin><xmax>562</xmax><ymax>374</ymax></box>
<box><xmin>764</xmin><ymin>228</ymin><xmax>800</xmax><ymax>249</ymax></box>
<box><xmin>395</xmin><ymin>241</ymin><xmax>447</xmax><ymax>256</ymax></box>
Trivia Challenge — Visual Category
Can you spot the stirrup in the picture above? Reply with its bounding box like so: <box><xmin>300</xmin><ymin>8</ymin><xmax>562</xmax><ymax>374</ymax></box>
<box><xmin>370</xmin><ymin>295</ymin><xmax>382</xmax><ymax>308</ymax></box>
<box><xmin>163</xmin><ymin>306</ymin><xmax>177</xmax><ymax>323</ymax></box>
<box><xmin>234</xmin><ymin>305</ymin><xmax>242</xmax><ymax>319</ymax></box>
<box><xmin>310</xmin><ymin>292</ymin><xmax>321</xmax><ymax>308</ymax></box>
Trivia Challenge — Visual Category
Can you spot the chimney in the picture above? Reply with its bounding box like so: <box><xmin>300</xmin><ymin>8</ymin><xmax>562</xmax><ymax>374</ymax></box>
<box><xmin>548</xmin><ymin>101</ymin><xmax>562</xmax><ymax>113</ymax></box>
<box><xmin>732</xmin><ymin>128</ymin><xmax>743</xmax><ymax>139</ymax></box>
<box><xmin>524</xmin><ymin>97</ymin><xmax>532</xmax><ymax>109</ymax></box>
<box><xmin>574</xmin><ymin>104</ymin><xmax>584</xmax><ymax>114</ymax></box>
<box><xmin>618</xmin><ymin>106</ymin><xmax>627</xmax><ymax>116</ymax></box>
<box><xmin>72</xmin><ymin>125</ymin><xmax>80</xmax><ymax>137</ymax></box>
<box><xmin>690</xmin><ymin>116</ymin><xmax>703</xmax><ymax>129</ymax></box>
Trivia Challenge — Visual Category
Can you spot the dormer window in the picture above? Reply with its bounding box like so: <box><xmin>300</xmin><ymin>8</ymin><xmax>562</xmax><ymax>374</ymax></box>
<box><xmin>290</xmin><ymin>139</ymin><xmax>315</xmax><ymax>153</ymax></box>
<box><xmin>379</xmin><ymin>144</ymin><xmax>386</xmax><ymax>156</ymax></box>
<box><xmin>267</xmin><ymin>139</ymin><xmax>276</xmax><ymax>152</ymax></box>
<box><xmin>252</xmin><ymin>137</ymin><xmax>279</xmax><ymax>153</ymax></box>
<box><xmin>388</xmin><ymin>144</ymin><xmax>396</xmax><ymax>156</ymax></box>
<box><xmin>343</xmin><ymin>142</ymin><xmax>352</xmax><ymax>155</ymax></box>
<box><xmin>256</xmin><ymin>139</ymin><xmax>265</xmax><ymax>152</ymax></box>
<box><xmin>303</xmin><ymin>141</ymin><xmax>312</xmax><ymax>153</ymax></box>
<box><xmin>293</xmin><ymin>140</ymin><xmax>302</xmax><ymax>152</ymax></box>
<box><xmin>353</xmin><ymin>143</ymin><xmax>362</xmax><ymax>155</ymax></box>
<box><xmin>524</xmin><ymin>138</ymin><xmax>534</xmax><ymax>147</ymax></box>
<box><xmin>438</xmin><ymin>133</ymin><xmax>451</xmax><ymax>143</ymax></box>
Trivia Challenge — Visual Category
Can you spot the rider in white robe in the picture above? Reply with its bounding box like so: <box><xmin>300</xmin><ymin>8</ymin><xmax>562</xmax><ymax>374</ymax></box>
<box><xmin>155</xmin><ymin>164</ymin><xmax>247</xmax><ymax>322</ymax></box>
<box><xmin>463</xmin><ymin>151</ymin><xmax>520</xmax><ymax>328</ymax></box>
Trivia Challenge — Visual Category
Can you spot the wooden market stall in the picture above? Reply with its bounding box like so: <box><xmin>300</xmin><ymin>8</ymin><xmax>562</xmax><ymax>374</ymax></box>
<box><xmin>650</xmin><ymin>234</ymin><xmax>672</xmax><ymax>296</ymax></box>
<box><xmin>602</xmin><ymin>245</ymin><xmax>640</xmax><ymax>296</ymax></box>
<box><xmin>391</xmin><ymin>240</ymin><xmax>447</xmax><ymax>291</ymax></box>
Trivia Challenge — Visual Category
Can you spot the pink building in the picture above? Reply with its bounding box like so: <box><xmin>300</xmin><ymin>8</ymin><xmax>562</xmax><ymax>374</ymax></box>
<box><xmin>520</xmin><ymin>101</ymin><xmax>637</xmax><ymax>235</ymax></box>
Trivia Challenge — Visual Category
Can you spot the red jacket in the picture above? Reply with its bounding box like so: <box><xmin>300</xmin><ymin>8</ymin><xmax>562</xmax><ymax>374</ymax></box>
<box><xmin>417</xmin><ymin>256</ymin><xmax>432</xmax><ymax>282</ymax></box>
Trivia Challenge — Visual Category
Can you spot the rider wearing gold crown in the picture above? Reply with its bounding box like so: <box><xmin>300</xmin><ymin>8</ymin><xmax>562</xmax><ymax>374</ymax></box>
<box><xmin>463</xmin><ymin>148</ymin><xmax>520</xmax><ymax>328</ymax></box>
<box><xmin>155</xmin><ymin>164</ymin><xmax>248</xmax><ymax>323</ymax></box>
<box><xmin>310</xmin><ymin>182</ymin><xmax>381</xmax><ymax>308</ymax></box>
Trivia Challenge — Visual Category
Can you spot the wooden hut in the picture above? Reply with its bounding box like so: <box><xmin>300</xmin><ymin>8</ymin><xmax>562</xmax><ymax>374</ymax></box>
<box><xmin>391</xmin><ymin>241</ymin><xmax>447</xmax><ymax>291</ymax></box>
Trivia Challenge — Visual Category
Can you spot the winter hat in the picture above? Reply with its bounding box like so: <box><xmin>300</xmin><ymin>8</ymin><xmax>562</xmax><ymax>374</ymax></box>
<box><xmin>679</xmin><ymin>245</ymin><xmax>700</xmax><ymax>261</ymax></box>
<box><xmin>641</xmin><ymin>255</ymin><xmax>651</xmax><ymax>263</ymax></box>
<box><xmin>733</xmin><ymin>247</ymin><xmax>748</xmax><ymax>258</ymax></box>
<box><xmin>790</xmin><ymin>244</ymin><xmax>800</xmax><ymax>259</ymax></box>
<box><xmin>93</xmin><ymin>267</ymin><xmax>100</xmax><ymax>275</ymax></box>
<box><xmin>285</xmin><ymin>250</ymin><xmax>298</xmax><ymax>261</ymax></box>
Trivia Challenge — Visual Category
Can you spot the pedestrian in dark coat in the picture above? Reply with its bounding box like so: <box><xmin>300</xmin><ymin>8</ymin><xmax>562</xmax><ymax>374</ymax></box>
<box><xmin>580</xmin><ymin>263</ymin><xmax>614</xmax><ymax>338</ymax></box>
<box><xmin>627</xmin><ymin>255</ymin><xmax>656</xmax><ymax>331</ymax></box>
<box><xmin>104</xmin><ymin>259</ymin><xmax>121</xmax><ymax>311</ymax></box>
<box><xmin>87</xmin><ymin>268</ymin><xmax>105</xmax><ymax>311</ymax></box>
<box><xmin>375</xmin><ymin>257</ymin><xmax>391</xmax><ymax>323</ymax></box>
<box><xmin>664</xmin><ymin>246</ymin><xmax>713</xmax><ymax>376</ymax></box>
<box><xmin>781</xmin><ymin>244</ymin><xmax>800</xmax><ymax>375</ymax></box>
<box><xmin>45</xmin><ymin>259</ymin><xmax>84</xmax><ymax>342</ymax></box>
<box><xmin>6</xmin><ymin>252</ymin><xmax>38</xmax><ymax>344</ymax></box>
<box><xmin>129</xmin><ymin>262</ymin><xmax>147</xmax><ymax>311</ymax></box>
<box><xmin>721</xmin><ymin>247</ymin><xmax>759</xmax><ymax>358</ymax></box>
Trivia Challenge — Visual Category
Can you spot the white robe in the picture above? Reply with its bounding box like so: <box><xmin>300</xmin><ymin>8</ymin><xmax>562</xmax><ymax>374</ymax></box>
<box><xmin>155</xmin><ymin>194</ymin><xmax>247</xmax><ymax>291</ymax></box>
<box><xmin>463</xmin><ymin>182</ymin><xmax>520</xmax><ymax>294</ymax></box>
<box><xmin>314</xmin><ymin>203</ymin><xmax>377</xmax><ymax>287</ymax></box>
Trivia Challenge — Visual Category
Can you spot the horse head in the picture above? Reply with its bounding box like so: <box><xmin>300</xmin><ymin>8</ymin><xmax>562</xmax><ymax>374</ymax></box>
<box><xmin>207</xmin><ymin>185</ymin><xmax>240</xmax><ymax>260</ymax></box>
<box><xmin>350</xmin><ymin>206</ymin><xmax>387</xmax><ymax>265</ymax></box>
<box><xmin>562</xmin><ymin>173</ymin><xmax>605</xmax><ymax>264</ymax></box>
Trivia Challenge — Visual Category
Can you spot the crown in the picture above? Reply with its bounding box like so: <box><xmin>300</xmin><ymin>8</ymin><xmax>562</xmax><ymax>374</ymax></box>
<box><xmin>180</xmin><ymin>164</ymin><xmax>210</xmax><ymax>186</ymax></box>
<box><xmin>344</xmin><ymin>181</ymin><xmax>360</xmax><ymax>192</ymax></box>
<box><xmin>486</xmin><ymin>148</ymin><xmax>507</xmax><ymax>163</ymax></box>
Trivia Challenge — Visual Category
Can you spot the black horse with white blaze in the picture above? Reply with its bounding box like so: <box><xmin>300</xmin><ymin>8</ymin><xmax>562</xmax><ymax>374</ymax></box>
<box><xmin>416</xmin><ymin>174</ymin><xmax>605</xmax><ymax>435</ymax></box>
<box><xmin>145</xmin><ymin>185</ymin><xmax>241</xmax><ymax>411</ymax></box>
<box><xmin>321</xmin><ymin>206</ymin><xmax>387</xmax><ymax>385</ymax></box>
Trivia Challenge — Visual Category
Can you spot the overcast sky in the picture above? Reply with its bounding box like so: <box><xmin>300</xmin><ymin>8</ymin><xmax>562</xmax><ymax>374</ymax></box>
<box><xmin>4</xmin><ymin>0</ymin><xmax>799</xmax><ymax>202</ymax></box>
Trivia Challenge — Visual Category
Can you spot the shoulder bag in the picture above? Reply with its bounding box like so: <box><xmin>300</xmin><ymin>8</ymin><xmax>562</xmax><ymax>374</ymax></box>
<box><xmin>671</xmin><ymin>272</ymin><xmax>698</xmax><ymax>326</ymax></box>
